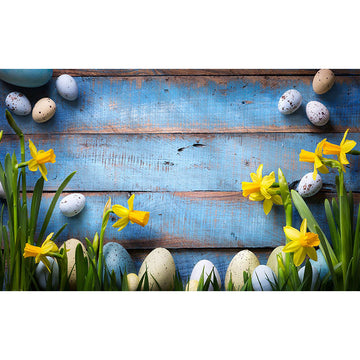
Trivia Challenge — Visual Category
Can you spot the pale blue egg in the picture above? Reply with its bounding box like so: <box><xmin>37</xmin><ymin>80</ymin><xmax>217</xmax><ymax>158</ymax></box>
<box><xmin>310</xmin><ymin>249</ymin><xmax>329</xmax><ymax>280</ymax></box>
<box><xmin>35</xmin><ymin>256</ymin><xmax>59</xmax><ymax>290</ymax></box>
<box><xmin>103</xmin><ymin>242</ymin><xmax>136</xmax><ymax>288</ymax></box>
<box><xmin>0</xmin><ymin>69</ymin><xmax>53</xmax><ymax>87</ymax></box>
<box><xmin>298</xmin><ymin>264</ymin><xmax>319</xmax><ymax>290</ymax></box>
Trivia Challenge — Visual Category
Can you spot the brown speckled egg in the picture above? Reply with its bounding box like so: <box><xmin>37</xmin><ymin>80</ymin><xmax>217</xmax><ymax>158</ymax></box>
<box><xmin>59</xmin><ymin>238</ymin><xmax>87</xmax><ymax>290</ymax></box>
<box><xmin>138</xmin><ymin>247</ymin><xmax>175</xmax><ymax>290</ymax></box>
<box><xmin>32</xmin><ymin>97</ymin><xmax>56</xmax><ymax>123</ymax></box>
<box><xmin>306</xmin><ymin>101</ymin><xmax>330</xmax><ymax>126</ymax></box>
<box><xmin>225</xmin><ymin>250</ymin><xmax>260</xmax><ymax>290</ymax></box>
<box><xmin>312</xmin><ymin>69</ymin><xmax>335</xmax><ymax>94</ymax></box>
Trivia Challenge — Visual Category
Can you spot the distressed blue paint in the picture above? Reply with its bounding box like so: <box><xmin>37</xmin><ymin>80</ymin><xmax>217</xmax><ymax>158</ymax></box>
<box><xmin>0</xmin><ymin>76</ymin><xmax>360</xmax><ymax>134</ymax></box>
<box><xmin>1</xmin><ymin>191</ymin><xmax>340</xmax><ymax>249</ymax></box>
<box><xmin>0</xmin><ymin>133</ymin><xmax>358</xmax><ymax>192</ymax></box>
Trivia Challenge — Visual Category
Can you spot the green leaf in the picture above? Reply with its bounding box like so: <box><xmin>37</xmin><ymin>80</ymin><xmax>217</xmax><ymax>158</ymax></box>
<box><xmin>38</xmin><ymin>171</ymin><xmax>76</xmax><ymax>242</ymax></box>
<box><xmin>75</xmin><ymin>243</ymin><xmax>88</xmax><ymax>291</ymax></box>
<box><xmin>324</xmin><ymin>199</ymin><xmax>340</xmax><ymax>257</ymax></box>
<box><xmin>29</xmin><ymin>177</ymin><xmax>44</xmax><ymax>245</ymax></box>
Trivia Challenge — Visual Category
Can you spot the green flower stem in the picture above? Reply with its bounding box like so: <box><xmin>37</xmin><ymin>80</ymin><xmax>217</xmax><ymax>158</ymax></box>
<box><xmin>16</xmin><ymin>161</ymin><xmax>30</xmax><ymax>168</ymax></box>
<box><xmin>270</xmin><ymin>182</ymin><xmax>279</xmax><ymax>188</ymax></box>
<box><xmin>278</xmin><ymin>169</ymin><xmax>292</xmax><ymax>228</ymax></box>
<box><xmin>48</xmin><ymin>252</ymin><xmax>64</xmax><ymax>260</ymax></box>
<box><xmin>97</xmin><ymin>209</ymin><xmax>112</xmax><ymax>282</ymax></box>
<box><xmin>349</xmin><ymin>150</ymin><xmax>360</xmax><ymax>155</ymax></box>
<box><xmin>12</xmin><ymin>163</ymin><xmax>19</xmax><ymax>290</ymax></box>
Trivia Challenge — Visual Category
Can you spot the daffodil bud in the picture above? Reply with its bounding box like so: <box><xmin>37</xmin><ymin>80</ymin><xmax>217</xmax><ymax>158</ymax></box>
<box><xmin>92</xmin><ymin>232</ymin><xmax>99</xmax><ymax>255</ymax></box>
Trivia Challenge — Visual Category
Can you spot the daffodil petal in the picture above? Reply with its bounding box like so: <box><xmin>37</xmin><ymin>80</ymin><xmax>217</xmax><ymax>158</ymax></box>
<box><xmin>263</xmin><ymin>199</ymin><xmax>273</xmax><ymax>215</ymax></box>
<box><xmin>293</xmin><ymin>247</ymin><xmax>306</xmax><ymax>266</ymax></box>
<box><xmin>242</xmin><ymin>182</ymin><xmax>260</xmax><ymax>197</ymax></box>
<box><xmin>283</xmin><ymin>239</ymin><xmax>301</xmax><ymax>253</ymax></box>
<box><xmin>306</xmin><ymin>247</ymin><xmax>318</xmax><ymax>262</ymax></box>
<box><xmin>299</xmin><ymin>150</ymin><xmax>315</xmax><ymax>163</ymax></box>
<box><xmin>38</xmin><ymin>164</ymin><xmax>48</xmax><ymax>181</ymax></box>
<box><xmin>29</xmin><ymin>139</ymin><xmax>37</xmax><ymax>158</ymax></box>
<box><xmin>249</xmin><ymin>192</ymin><xmax>264</xmax><ymax>201</ymax></box>
<box><xmin>112</xmin><ymin>217</ymin><xmax>129</xmax><ymax>231</ymax></box>
<box><xmin>28</xmin><ymin>159</ymin><xmax>39</xmax><ymax>172</ymax></box>
<box><xmin>250</xmin><ymin>172</ymin><xmax>259</xmax><ymax>183</ymax></box>
<box><xmin>339</xmin><ymin>152</ymin><xmax>349</xmax><ymax>165</ymax></box>
<box><xmin>342</xmin><ymin>140</ymin><xmax>356</xmax><ymax>153</ymax></box>
<box><xmin>340</xmin><ymin>129</ymin><xmax>349</xmax><ymax>146</ymax></box>
<box><xmin>260</xmin><ymin>186</ymin><xmax>272</xmax><ymax>200</ymax></box>
<box><xmin>300</xmin><ymin>218</ymin><xmax>307</xmax><ymax>235</ymax></box>
<box><xmin>127</xmin><ymin>194</ymin><xmax>135</xmax><ymax>212</ymax></box>
<box><xmin>261</xmin><ymin>173</ymin><xmax>275</xmax><ymax>188</ymax></box>
<box><xmin>283</xmin><ymin>226</ymin><xmax>302</xmax><ymax>242</ymax></box>
<box><xmin>112</xmin><ymin>205</ymin><xmax>129</xmax><ymax>217</ymax></box>
<box><xmin>271</xmin><ymin>195</ymin><xmax>283</xmax><ymax>205</ymax></box>
<box><xmin>256</xmin><ymin>164</ymin><xmax>263</xmax><ymax>179</ymax></box>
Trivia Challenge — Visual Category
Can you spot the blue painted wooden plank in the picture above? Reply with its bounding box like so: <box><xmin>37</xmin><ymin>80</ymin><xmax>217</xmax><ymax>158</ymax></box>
<box><xmin>1</xmin><ymin>76</ymin><xmax>360</xmax><ymax>134</ymax></box>
<box><xmin>1</xmin><ymin>191</ymin><xmax>344</xmax><ymax>249</ymax></box>
<box><xmin>0</xmin><ymin>133</ymin><xmax>358</xmax><ymax>192</ymax></box>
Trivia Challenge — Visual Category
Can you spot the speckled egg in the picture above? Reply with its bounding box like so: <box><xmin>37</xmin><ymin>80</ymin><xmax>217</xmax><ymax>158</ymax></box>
<box><xmin>310</xmin><ymin>249</ymin><xmax>329</xmax><ymax>280</ymax></box>
<box><xmin>56</xmin><ymin>74</ymin><xmax>79</xmax><ymax>101</ymax></box>
<box><xmin>0</xmin><ymin>69</ymin><xmax>53</xmax><ymax>87</ymax></box>
<box><xmin>103</xmin><ymin>242</ymin><xmax>136</xmax><ymax>288</ymax></box>
<box><xmin>32</xmin><ymin>97</ymin><xmax>56</xmax><ymax>123</ymax></box>
<box><xmin>306</xmin><ymin>101</ymin><xmax>330</xmax><ymax>126</ymax></box>
<box><xmin>278</xmin><ymin>89</ymin><xmax>302</xmax><ymax>114</ymax></box>
<box><xmin>225</xmin><ymin>250</ymin><xmax>260</xmax><ymax>291</ymax></box>
<box><xmin>252</xmin><ymin>265</ymin><xmax>276</xmax><ymax>291</ymax></box>
<box><xmin>127</xmin><ymin>273</ymin><xmax>139</xmax><ymax>291</ymax></box>
<box><xmin>190</xmin><ymin>259</ymin><xmax>221</xmax><ymax>290</ymax></box>
<box><xmin>266</xmin><ymin>246</ymin><xmax>286</xmax><ymax>276</ymax></box>
<box><xmin>59</xmin><ymin>238</ymin><xmax>87</xmax><ymax>290</ymax></box>
<box><xmin>298</xmin><ymin>264</ymin><xmax>319</xmax><ymax>290</ymax></box>
<box><xmin>138</xmin><ymin>247</ymin><xmax>176</xmax><ymax>291</ymax></box>
<box><xmin>297</xmin><ymin>172</ymin><xmax>322</xmax><ymax>198</ymax></box>
<box><xmin>312</xmin><ymin>69</ymin><xmax>335</xmax><ymax>94</ymax></box>
<box><xmin>59</xmin><ymin>193</ymin><xmax>86</xmax><ymax>217</ymax></box>
<box><xmin>185</xmin><ymin>279</ymin><xmax>199</xmax><ymax>291</ymax></box>
<box><xmin>35</xmin><ymin>256</ymin><xmax>59</xmax><ymax>290</ymax></box>
<box><xmin>0</xmin><ymin>182</ymin><xmax>5</xmax><ymax>199</ymax></box>
<box><xmin>5</xmin><ymin>92</ymin><xmax>31</xmax><ymax>116</ymax></box>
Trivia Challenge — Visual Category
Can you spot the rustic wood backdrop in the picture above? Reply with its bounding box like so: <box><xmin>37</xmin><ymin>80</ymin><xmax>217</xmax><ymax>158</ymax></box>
<box><xmin>1</xmin><ymin>69</ymin><xmax>359</xmax><ymax>286</ymax></box>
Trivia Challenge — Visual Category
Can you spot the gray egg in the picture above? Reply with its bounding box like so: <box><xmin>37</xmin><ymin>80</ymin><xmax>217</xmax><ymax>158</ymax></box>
<box><xmin>59</xmin><ymin>193</ymin><xmax>86</xmax><ymax>217</ymax></box>
<box><xmin>35</xmin><ymin>256</ymin><xmax>59</xmax><ymax>290</ymax></box>
<box><xmin>56</xmin><ymin>74</ymin><xmax>79</xmax><ymax>101</ymax></box>
<box><xmin>278</xmin><ymin>89</ymin><xmax>302</xmax><ymax>114</ymax></box>
<box><xmin>306</xmin><ymin>101</ymin><xmax>330</xmax><ymax>126</ymax></box>
<box><xmin>298</xmin><ymin>265</ymin><xmax>319</xmax><ymax>290</ymax></box>
<box><xmin>297</xmin><ymin>172</ymin><xmax>322</xmax><ymax>198</ymax></box>
<box><xmin>252</xmin><ymin>265</ymin><xmax>276</xmax><ymax>291</ymax></box>
<box><xmin>5</xmin><ymin>91</ymin><xmax>32</xmax><ymax>116</ymax></box>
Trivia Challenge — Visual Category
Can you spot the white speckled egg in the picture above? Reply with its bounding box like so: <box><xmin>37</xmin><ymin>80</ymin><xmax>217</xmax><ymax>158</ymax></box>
<box><xmin>278</xmin><ymin>89</ymin><xmax>302</xmax><ymax>114</ymax></box>
<box><xmin>127</xmin><ymin>273</ymin><xmax>139</xmax><ymax>291</ymax></box>
<box><xmin>138</xmin><ymin>247</ymin><xmax>176</xmax><ymax>291</ymax></box>
<box><xmin>60</xmin><ymin>238</ymin><xmax>87</xmax><ymax>290</ymax></box>
<box><xmin>5</xmin><ymin>91</ymin><xmax>31</xmax><ymax>116</ymax></box>
<box><xmin>185</xmin><ymin>279</ymin><xmax>199</xmax><ymax>291</ymax></box>
<box><xmin>266</xmin><ymin>246</ymin><xmax>286</xmax><ymax>276</ymax></box>
<box><xmin>190</xmin><ymin>259</ymin><xmax>221</xmax><ymax>290</ymax></box>
<box><xmin>312</xmin><ymin>69</ymin><xmax>335</xmax><ymax>94</ymax></box>
<box><xmin>297</xmin><ymin>172</ymin><xmax>322</xmax><ymax>198</ymax></box>
<box><xmin>0</xmin><ymin>182</ymin><xmax>5</xmax><ymax>199</ymax></box>
<box><xmin>32</xmin><ymin>97</ymin><xmax>56</xmax><ymax>123</ymax></box>
<box><xmin>252</xmin><ymin>265</ymin><xmax>276</xmax><ymax>291</ymax></box>
<box><xmin>56</xmin><ymin>74</ymin><xmax>79</xmax><ymax>101</ymax></box>
<box><xmin>59</xmin><ymin>193</ymin><xmax>86</xmax><ymax>217</ymax></box>
<box><xmin>35</xmin><ymin>256</ymin><xmax>59</xmax><ymax>290</ymax></box>
<box><xmin>306</xmin><ymin>101</ymin><xmax>330</xmax><ymax>126</ymax></box>
<box><xmin>298</xmin><ymin>264</ymin><xmax>319</xmax><ymax>290</ymax></box>
<box><xmin>225</xmin><ymin>250</ymin><xmax>260</xmax><ymax>290</ymax></box>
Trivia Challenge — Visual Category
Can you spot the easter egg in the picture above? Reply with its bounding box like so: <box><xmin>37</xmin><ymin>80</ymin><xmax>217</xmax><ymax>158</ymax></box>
<box><xmin>35</xmin><ymin>256</ymin><xmax>59</xmax><ymax>290</ymax></box>
<box><xmin>138</xmin><ymin>248</ymin><xmax>176</xmax><ymax>291</ymax></box>
<box><xmin>5</xmin><ymin>92</ymin><xmax>31</xmax><ymax>116</ymax></box>
<box><xmin>190</xmin><ymin>259</ymin><xmax>221</xmax><ymax>291</ymax></box>
<box><xmin>0</xmin><ymin>182</ymin><xmax>5</xmax><ymax>199</ymax></box>
<box><xmin>126</xmin><ymin>273</ymin><xmax>139</xmax><ymax>291</ymax></box>
<box><xmin>59</xmin><ymin>193</ymin><xmax>86</xmax><ymax>217</ymax></box>
<box><xmin>266</xmin><ymin>246</ymin><xmax>286</xmax><ymax>276</ymax></box>
<box><xmin>298</xmin><ymin>264</ymin><xmax>319</xmax><ymax>290</ymax></box>
<box><xmin>252</xmin><ymin>265</ymin><xmax>276</xmax><ymax>291</ymax></box>
<box><xmin>312</xmin><ymin>69</ymin><xmax>335</xmax><ymax>94</ymax></box>
<box><xmin>0</xmin><ymin>69</ymin><xmax>53</xmax><ymax>87</ymax></box>
<box><xmin>278</xmin><ymin>89</ymin><xmax>302</xmax><ymax>115</ymax></box>
<box><xmin>103</xmin><ymin>242</ymin><xmax>136</xmax><ymax>288</ymax></box>
<box><xmin>225</xmin><ymin>250</ymin><xmax>260</xmax><ymax>291</ymax></box>
<box><xmin>32</xmin><ymin>97</ymin><xmax>56</xmax><ymax>123</ymax></box>
<box><xmin>60</xmin><ymin>238</ymin><xmax>87</xmax><ymax>290</ymax></box>
<box><xmin>185</xmin><ymin>279</ymin><xmax>199</xmax><ymax>291</ymax></box>
<box><xmin>297</xmin><ymin>172</ymin><xmax>322</xmax><ymax>198</ymax></box>
<box><xmin>306</xmin><ymin>101</ymin><xmax>330</xmax><ymax>126</ymax></box>
<box><xmin>55</xmin><ymin>74</ymin><xmax>79</xmax><ymax>101</ymax></box>
<box><xmin>310</xmin><ymin>249</ymin><xmax>329</xmax><ymax>281</ymax></box>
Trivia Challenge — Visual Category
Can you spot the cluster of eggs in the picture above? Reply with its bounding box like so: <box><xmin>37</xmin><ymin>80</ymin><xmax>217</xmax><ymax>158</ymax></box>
<box><xmin>278</xmin><ymin>69</ymin><xmax>334</xmax><ymax>126</ymax></box>
<box><xmin>1</xmin><ymin>70</ymin><xmax>79</xmax><ymax>124</ymax></box>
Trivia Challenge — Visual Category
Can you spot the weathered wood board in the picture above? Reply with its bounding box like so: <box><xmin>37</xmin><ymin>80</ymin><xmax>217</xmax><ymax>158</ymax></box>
<box><xmin>0</xmin><ymin>69</ymin><xmax>359</xmax><ymax>283</ymax></box>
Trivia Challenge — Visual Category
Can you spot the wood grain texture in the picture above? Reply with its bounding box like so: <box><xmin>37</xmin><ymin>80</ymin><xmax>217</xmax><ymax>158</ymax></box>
<box><xmin>1</xmin><ymin>133</ymin><xmax>358</xmax><ymax>192</ymax></box>
<box><xmin>2</xmin><ymin>191</ymin><xmax>352</xmax><ymax>249</ymax></box>
<box><xmin>1</xmin><ymin>75</ymin><xmax>360</xmax><ymax>135</ymax></box>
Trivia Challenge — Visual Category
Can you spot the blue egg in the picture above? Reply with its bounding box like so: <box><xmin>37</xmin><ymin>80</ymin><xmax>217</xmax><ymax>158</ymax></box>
<box><xmin>310</xmin><ymin>249</ymin><xmax>330</xmax><ymax>280</ymax></box>
<box><xmin>0</xmin><ymin>69</ymin><xmax>53</xmax><ymax>88</ymax></box>
<box><xmin>103</xmin><ymin>242</ymin><xmax>136</xmax><ymax>288</ymax></box>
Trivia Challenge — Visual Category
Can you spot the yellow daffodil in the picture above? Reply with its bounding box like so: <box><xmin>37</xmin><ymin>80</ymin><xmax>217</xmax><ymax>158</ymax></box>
<box><xmin>299</xmin><ymin>139</ymin><xmax>329</xmax><ymax>180</ymax></box>
<box><xmin>282</xmin><ymin>218</ymin><xmax>320</xmax><ymax>266</ymax></box>
<box><xmin>23</xmin><ymin>233</ymin><xmax>59</xmax><ymax>271</ymax></box>
<box><xmin>112</xmin><ymin>194</ymin><xmax>150</xmax><ymax>231</ymax></box>
<box><xmin>242</xmin><ymin>164</ymin><xmax>282</xmax><ymax>215</ymax></box>
<box><xmin>323</xmin><ymin>129</ymin><xmax>356</xmax><ymax>172</ymax></box>
<box><xmin>28</xmin><ymin>139</ymin><xmax>56</xmax><ymax>181</ymax></box>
